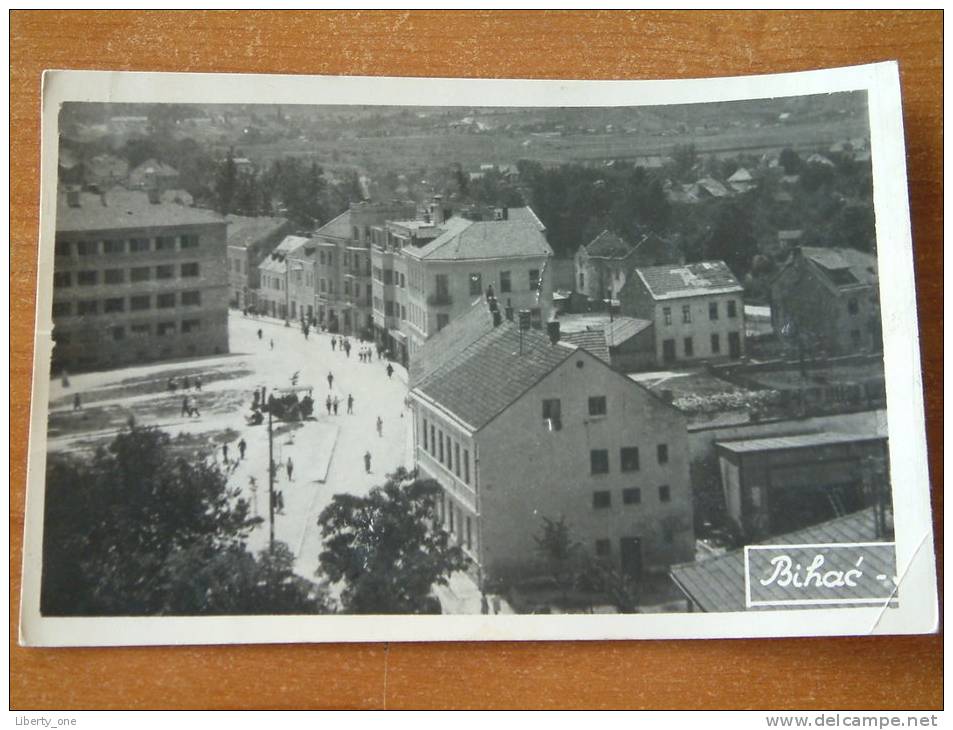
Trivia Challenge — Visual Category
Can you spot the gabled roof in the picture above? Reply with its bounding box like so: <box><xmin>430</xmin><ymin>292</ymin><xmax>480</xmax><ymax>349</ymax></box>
<box><xmin>584</xmin><ymin>230</ymin><xmax>631</xmax><ymax>259</ymax></box>
<box><xmin>605</xmin><ymin>316</ymin><xmax>653</xmax><ymax>346</ymax></box>
<box><xmin>258</xmin><ymin>235</ymin><xmax>310</xmax><ymax>273</ymax></box>
<box><xmin>56</xmin><ymin>189</ymin><xmax>223</xmax><ymax>232</ymax></box>
<box><xmin>412</xmin><ymin>321</ymin><xmax>576</xmax><ymax>432</ymax></box>
<box><xmin>695</xmin><ymin>177</ymin><xmax>732</xmax><ymax>198</ymax></box>
<box><xmin>670</xmin><ymin>507</ymin><xmax>890</xmax><ymax>613</ymax></box>
<box><xmin>409</xmin><ymin>299</ymin><xmax>496</xmax><ymax>388</ymax></box>
<box><xmin>406</xmin><ymin>210</ymin><xmax>551</xmax><ymax>262</ymax></box>
<box><xmin>799</xmin><ymin>246</ymin><xmax>878</xmax><ymax>290</ymax></box>
<box><xmin>633</xmin><ymin>261</ymin><xmax>743</xmax><ymax>300</ymax></box>
<box><xmin>313</xmin><ymin>210</ymin><xmax>352</xmax><ymax>240</ymax></box>
<box><xmin>560</xmin><ymin>329</ymin><xmax>610</xmax><ymax>364</ymax></box>
<box><xmin>727</xmin><ymin>167</ymin><xmax>754</xmax><ymax>183</ymax></box>
<box><xmin>225</xmin><ymin>214</ymin><xmax>290</xmax><ymax>250</ymax></box>
<box><xmin>130</xmin><ymin>158</ymin><xmax>178</xmax><ymax>177</ymax></box>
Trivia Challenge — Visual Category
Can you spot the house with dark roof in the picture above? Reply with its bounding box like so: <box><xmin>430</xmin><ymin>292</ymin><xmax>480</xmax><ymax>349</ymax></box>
<box><xmin>224</xmin><ymin>214</ymin><xmax>292</xmax><ymax>309</ymax></box>
<box><xmin>52</xmin><ymin>188</ymin><xmax>228</xmax><ymax>372</ymax></box>
<box><xmin>770</xmin><ymin>246</ymin><xmax>882</xmax><ymax>356</ymax></box>
<box><xmin>619</xmin><ymin>261</ymin><xmax>746</xmax><ymax>367</ymax></box>
<box><xmin>409</xmin><ymin>300</ymin><xmax>693</xmax><ymax>584</ymax></box>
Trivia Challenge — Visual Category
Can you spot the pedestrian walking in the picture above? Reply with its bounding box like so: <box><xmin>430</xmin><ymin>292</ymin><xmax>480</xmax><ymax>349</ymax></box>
<box><xmin>481</xmin><ymin>592</ymin><xmax>489</xmax><ymax>615</ymax></box>
<box><xmin>327</xmin><ymin>371</ymin><xmax>334</xmax><ymax>389</ymax></box>
<box><xmin>344</xmin><ymin>340</ymin><xmax>351</xmax><ymax>358</ymax></box>
<box><xmin>222</xmin><ymin>442</ymin><xmax>229</xmax><ymax>463</ymax></box>
<box><xmin>386</xmin><ymin>363</ymin><xmax>394</xmax><ymax>379</ymax></box>
<box><xmin>331</xmin><ymin>338</ymin><xmax>336</xmax><ymax>352</ymax></box>
<box><xmin>253</xmin><ymin>388</ymin><xmax>260</xmax><ymax>408</ymax></box>
<box><xmin>183</xmin><ymin>376</ymin><xmax>191</xmax><ymax>390</ymax></box>
<box><xmin>325</xmin><ymin>394</ymin><xmax>332</xmax><ymax>415</ymax></box>
<box><xmin>332</xmin><ymin>396</ymin><xmax>340</xmax><ymax>415</ymax></box>
<box><xmin>195</xmin><ymin>376</ymin><xmax>202</xmax><ymax>391</ymax></box>
<box><xmin>347</xmin><ymin>393</ymin><xmax>354</xmax><ymax>414</ymax></box>
<box><xmin>238</xmin><ymin>438</ymin><xmax>247</xmax><ymax>460</ymax></box>
<box><xmin>364</xmin><ymin>450</ymin><xmax>372</xmax><ymax>474</ymax></box>
<box><xmin>257</xmin><ymin>328</ymin><xmax>263</xmax><ymax>340</ymax></box>
<box><xmin>269</xmin><ymin>339</ymin><xmax>274</xmax><ymax>351</ymax></box>
<box><xmin>376</xmin><ymin>416</ymin><xmax>383</xmax><ymax>437</ymax></box>
<box><xmin>188</xmin><ymin>396</ymin><xmax>200</xmax><ymax>417</ymax></box>
<box><xmin>286</xmin><ymin>457</ymin><xmax>294</xmax><ymax>481</ymax></box>
<box><xmin>73</xmin><ymin>393</ymin><xmax>82</xmax><ymax>411</ymax></box>
<box><xmin>181</xmin><ymin>395</ymin><xmax>190</xmax><ymax>417</ymax></box>
<box><xmin>61</xmin><ymin>369</ymin><xmax>70</xmax><ymax>388</ymax></box>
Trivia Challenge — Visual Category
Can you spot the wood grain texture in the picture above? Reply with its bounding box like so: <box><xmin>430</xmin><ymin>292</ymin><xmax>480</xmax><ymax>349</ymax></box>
<box><xmin>10</xmin><ymin>10</ymin><xmax>942</xmax><ymax>710</ymax></box>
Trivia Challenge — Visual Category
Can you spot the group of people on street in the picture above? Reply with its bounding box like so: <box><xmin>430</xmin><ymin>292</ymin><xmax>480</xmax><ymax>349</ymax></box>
<box><xmin>169</xmin><ymin>374</ymin><xmax>203</xmax><ymax>394</ymax></box>
<box><xmin>181</xmin><ymin>395</ymin><xmax>201</xmax><ymax>418</ymax></box>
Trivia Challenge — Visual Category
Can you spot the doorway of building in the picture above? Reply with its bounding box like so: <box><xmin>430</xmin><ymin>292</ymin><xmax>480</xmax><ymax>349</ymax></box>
<box><xmin>619</xmin><ymin>537</ymin><xmax>643</xmax><ymax>580</ymax></box>
<box><xmin>728</xmin><ymin>331</ymin><xmax>742</xmax><ymax>359</ymax></box>
<box><xmin>662</xmin><ymin>339</ymin><xmax>676</xmax><ymax>364</ymax></box>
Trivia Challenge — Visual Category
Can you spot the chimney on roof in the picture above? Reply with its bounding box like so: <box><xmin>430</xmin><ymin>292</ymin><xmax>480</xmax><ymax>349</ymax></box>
<box><xmin>431</xmin><ymin>195</ymin><xmax>445</xmax><ymax>226</ymax></box>
<box><xmin>546</xmin><ymin>320</ymin><xmax>560</xmax><ymax>345</ymax></box>
<box><xmin>66</xmin><ymin>189</ymin><xmax>80</xmax><ymax>208</ymax></box>
<box><xmin>147</xmin><ymin>188</ymin><xmax>161</xmax><ymax>205</ymax></box>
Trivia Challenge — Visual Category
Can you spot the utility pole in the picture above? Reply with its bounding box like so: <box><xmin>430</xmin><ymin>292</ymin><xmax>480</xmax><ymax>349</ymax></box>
<box><xmin>265</xmin><ymin>386</ymin><xmax>275</xmax><ymax>551</ymax></box>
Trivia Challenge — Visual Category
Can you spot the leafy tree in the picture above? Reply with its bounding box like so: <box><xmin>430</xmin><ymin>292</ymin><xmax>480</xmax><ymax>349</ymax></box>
<box><xmin>671</xmin><ymin>142</ymin><xmax>698</xmax><ymax>180</ymax></box>
<box><xmin>215</xmin><ymin>147</ymin><xmax>238</xmax><ymax>215</ymax></box>
<box><xmin>778</xmin><ymin>147</ymin><xmax>802</xmax><ymax>175</ymax></box>
<box><xmin>533</xmin><ymin>515</ymin><xmax>581</xmax><ymax>601</ymax></box>
<box><xmin>41</xmin><ymin>424</ymin><xmax>326</xmax><ymax>616</ymax></box>
<box><xmin>317</xmin><ymin>469</ymin><xmax>468</xmax><ymax>613</ymax></box>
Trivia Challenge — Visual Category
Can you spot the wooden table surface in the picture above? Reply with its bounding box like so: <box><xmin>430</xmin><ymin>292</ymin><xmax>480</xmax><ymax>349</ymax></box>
<box><xmin>10</xmin><ymin>10</ymin><xmax>942</xmax><ymax>710</ymax></box>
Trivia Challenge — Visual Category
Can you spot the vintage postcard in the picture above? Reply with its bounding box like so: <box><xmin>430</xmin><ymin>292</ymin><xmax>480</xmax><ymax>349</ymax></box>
<box><xmin>20</xmin><ymin>63</ymin><xmax>937</xmax><ymax>646</ymax></box>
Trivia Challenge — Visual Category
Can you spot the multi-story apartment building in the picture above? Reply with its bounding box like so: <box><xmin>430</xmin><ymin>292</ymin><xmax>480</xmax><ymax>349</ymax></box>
<box><xmin>51</xmin><ymin>188</ymin><xmax>228</xmax><ymax>372</ymax></box>
<box><xmin>256</xmin><ymin>235</ymin><xmax>310</xmax><ymax>320</ymax></box>
<box><xmin>224</xmin><ymin>214</ymin><xmax>292</xmax><ymax>310</ymax></box>
<box><xmin>372</xmin><ymin>201</ymin><xmax>553</xmax><ymax>366</ymax></box>
<box><xmin>769</xmin><ymin>246</ymin><xmax>882</xmax><ymax>356</ymax></box>
<box><xmin>286</xmin><ymin>237</ymin><xmax>318</xmax><ymax>323</ymax></box>
<box><xmin>619</xmin><ymin>261</ymin><xmax>745</xmax><ymax>367</ymax></box>
<box><xmin>312</xmin><ymin>200</ymin><xmax>416</xmax><ymax>335</ymax></box>
<box><xmin>408</xmin><ymin>301</ymin><xmax>694</xmax><ymax>584</ymax></box>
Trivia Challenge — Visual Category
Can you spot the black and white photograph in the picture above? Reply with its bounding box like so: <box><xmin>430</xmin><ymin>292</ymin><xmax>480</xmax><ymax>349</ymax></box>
<box><xmin>20</xmin><ymin>65</ymin><xmax>936</xmax><ymax>645</ymax></box>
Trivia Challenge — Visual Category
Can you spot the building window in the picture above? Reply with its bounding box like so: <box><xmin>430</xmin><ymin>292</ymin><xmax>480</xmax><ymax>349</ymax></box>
<box><xmin>430</xmin><ymin>425</ymin><xmax>435</xmax><ymax>456</ymax></box>
<box><xmin>590</xmin><ymin>449</ymin><xmax>609</xmax><ymax>475</ymax></box>
<box><xmin>104</xmin><ymin>297</ymin><xmax>124</xmax><ymax>313</ymax></box>
<box><xmin>588</xmin><ymin>396</ymin><xmax>607</xmax><ymax>416</ymax></box>
<box><xmin>181</xmin><ymin>262</ymin><xmax>200</xmax><ymax>277</ymax></box>
<box><xmin>542</xmin><ymin>398</ymin><xmax>562</xmax><ymax>431</ymax></box>
<box><xmin>181</xmin><ymin>319</ymin><xmax>201</xmax><ymax>333</ymax></box>
<box><xmin>711</xmin><ymin>333</ymin><xmax>721</xmax><ymax>354</ymax></box>
<box><xmin>529</xmin><ymin>269</ymin><xmax>540</xmax><ymax>291</ymax></box>
<box><xmin>500</xmin><ymin>271</ymin><xmax>511</xmax><ymax>293</ymax></box>
<box><xmin>399</xmin><ymin>273</ymin><xmax>405</xmax><ymax>288</ymax></box>
<box><xmin>469</xmin><ymin>272</ymin><xmax>482</xmax><ymax>296</ymax></box>
<box><xmin>131</xmin><ymin>267</ymin><xmax>151</xmax><ymax>282</ymax></box>
<box><xmin>592</xmin><ymin>491</ymin><xmax>611</xmax><ymax>509</ymax></box>
<box><xmin>157</xmin><ymin>321</ymin><xmax>176</xmax><ymax>336</ymax></box>
<box><xmin>578</xmin><ymin>272</ymin><xmax>585</xmax><ymax>290</ymax></box>
<box><xmin>344</xmin><ymin>280</ymin><xmax>351</xmax><ymax>296</ymax></box>
<box><xmin>104</xmin><ymin>268</ymin><xmax>124</xmax><ymax>284</ymax></box>
<box><xmin>657</xmin><ymin>443</ymin><xmax>668</xmax><ymax>464</ymax></box>
<box><xmin>530</xmin><ymin>308</ymin><xmax>542</xmax><ymax>329</ymax></box>
<box><xmin>848</xmin><ymin>298</ymin><xmax>859</xmax><ymax>315</ymax></box>
<box><xmin>400</xmin><ymin>305</ymin><xmax>406</xmax><ymax>320</ymax></box>
<box><xmin>448</xmin><ymin>501</ymin><xmax>454</xmax><ymax>532</ymax></box>
<box><xmin>658</xmin><ymin>485</ymin><xmax>671</xmax><ymax>503</ymax></box>
<box><xmin>464</xmin><ymin>449</ymin><xmax>470</xmax><ymax>484</ymax></box>
<box><xmin>595</xmin><ymin>539</ymin><xmax>611</xmax><ymax>557</ymax></box>
<box><xmin>51</xmin><ymin>301</ymin><xmax>70</xmax><ymax>317</ymax></box>
<box><xmin>77</xmin><ymin>270</ymin><xmax>97</xmax><ymax>286</ymax></box>
<box><xmin>77</xmin><ymin>300</ymin><xmax>98</xmax><ymax>316</ymax></box>
<box><xmin>112</xmin><ymin>326</ymin><xmax>125</xmax><ymax>341</ymax></box>
<box><xmin>727</xmin><ymin>300</ymin><xmax>737</xmax><ymax>318</ymax></box>
<box><xmin>465</xmin><ymin>517</ymin><xmax>472</xmax><ymax>550</ymax></box>
<box><xmin>422</xmin><ymin>418</ymin><xmax>429</xmax><ymax>450</ymax></box>
<box><xmin>103</xmin><ymin>239</ymin><xmax>125</xmax><ymax>254</ymax></box>
<box><xmin>437</xmin><ymin>313</ymin><xmax>449</xmax><ymax>332</ymax></box>
<box><xmin>157</xmin><ymin>293</ymin><xmax>176</xmax><ymax>308</ymax></box>
<box><xmin>156</xmin><ymin>264</ymin><xmax>175</xmax><ymax>280</ymax></box>
<box><xmin>438</xmin><ymin>431</ymin><xmax>444</xmax><ymax>464</ymax></box>
<box><xmin>383</xmin><ymin>269</ymin><xmax>393</xmax><ymax>285</ymax></box>
<box><xmin>129</xmin><ymin>238</ymin><xmax>149</xmax><ymax>253</ymax></box>
<box><xmin>179</xmin><ymin>234</ymin><xmax>199</xmax><ymax>249</ymax></box>
<box><xmin>77</xmin><ymin>240</ymin><xmax>98</xmax><ymax>256</ymax></box>
<box><xmin>55</xmin><ymin>240</ymin><xmax>71</xmax><ymax>257</ymax></box>
<box><xmin>709</xmin><ymin>301</ymin><xmax>719</xmax><ymax>320</ymax></box>
<box><xmin>53</xmin><ymin>272</ymin><xmax>71</xmax><ymax>288</ymax></box>
<box><xmin>319</xmin><ymin>278</ymin><xmax>326</xmax><ymax>293</ymax></box>
<box><xmin>130</xmin><ymin>295</ymin><xmax>150</xmax><ymax>311</ymax></box>
<box><xmin>131</xmin><ymin>323</ymin><xmax>150</xmax><ymax>335</ymax></box>
<box><xmin>155</xmin><ymin>236</ymin><xmax>176</xmax><ymax>251</ymax></box>
<box><xmin>454</xmin><ymin>443</ymin><xmax>461</xmax><ymax>477</ymax></box>
<box><xmin>435</xmin><ymin>273</ymin><xmax>449</xmax><ymax>301</ymax></box>
<box><xmin>620</xmin><ymin>447</ymin><xmax>640</xmax><ymax>472</ymax></box>
<box><xmin>663</xmin><ymin>306</ymin><xmax>672</xmax><ymax>325</ymax></box>
<box><xmin>623</xmin><ymin>488</ymin><xmax>641</xmax><ymax>505</ymax></box>
<box><xmin>684</xmin><ymin>337</ymin><xmax>694</xmax><ymax>357</ymax></box>
<box><xmin>682</xmin><ymin>305</ymin><xmax>692</xmax><ymax>324</ymax></box>
<box><xmin>181</xmin><ymin>291</ymin><xmax>201</xmax><ymax>306</ymax></box>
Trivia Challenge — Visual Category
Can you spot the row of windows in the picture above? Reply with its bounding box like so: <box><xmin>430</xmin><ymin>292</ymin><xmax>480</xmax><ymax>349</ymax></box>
<box><xmin>662</xmin><ymin>300</ymin><xmax>738</xmax><ymax>326</ymax></box>
<box><xmin>590</xmin><ymin>445</ymin><xmax>668</xmax><ymax>475</ymax></box>
<box><xmin>422</xmin><ymin>417</ymin><xmax>471</xmax><ymax>486</ymax></box>
<box><xmin>437</xmin><ymin>494</ymin><xmax>474</xmax><ymax>552</ymax></box>
<box><xmin>663</xmin><ymin>331</ymin><xmax>741</xmax><ymax>359</ymax></box>
<box><xmin>55</xmin><ymin>235</ymin><xmax>200</xmax><ymax>257</ymax></box>
<box><xmin>52</xmin><ymin>290</ymin><xmax>202</xmax><ymax>317</ymax></box>
<box><xmin>592</xmin><ymin>485</ymin><xmax>671</xmax><ymax>509</ymax></box>
<box><xmin>54</xmin><ymin>317</ymin><xmax>204</xmax><ymax>344</ymax></box>
<box><xmin>542</xmin><ymin>396</ymin><xmax>670</xmax><ymax>431</ymax></box>
<box><xmin>434</xmin><ymin>268</ymin><xmax>541</xmax><ymax>299</ymax></box>
<box><xmin>53</xmin><ymin>262</ymin><xmax>200</xmax><ymax>288</ymax></box>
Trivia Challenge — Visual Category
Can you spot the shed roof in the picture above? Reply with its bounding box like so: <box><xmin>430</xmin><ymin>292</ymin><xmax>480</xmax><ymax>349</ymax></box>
<box><xmin>634</xmin><ymin>261</ymin><xmax>743</xmax><ymax>300</ymax></box>
<box><xmin>716</xmin><ymin>431</ymin><xmax>886</xmax><ymax>455</ymax></box>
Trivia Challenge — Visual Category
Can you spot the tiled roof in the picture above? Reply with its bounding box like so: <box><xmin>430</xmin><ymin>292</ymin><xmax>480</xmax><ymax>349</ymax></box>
<box><xmin>413</xmin><ymin>322</ymin><xmax>576</xmax><ymax>431</ymax></box>
<box><xmin>716</xmin><ymin>431</ymin><xmax>886</xmax><ymax>455</ymax></box>
<box><xmin>800</xmin><ymin>246</ymin><xmax>878</xmax><ymax>289</ymax></box>
<box><xmin>313</xmin><ymin>210</ymin><xmax>352</xmax><ymax>240</ymax></box>
<box><xmin>409</xmin><ymin>299</ymin><xmax>496</xmax><ymax>388</ymax></box>
<box><xmin>407</xmin><ymin>209</ymin><xmax>552</xmax><ymax>262</ymax></box>
<box><xmin>634</xmin><ymin>261</ymin><xmax>743</xmax><ymax>300</ymax></box>
<box><xmin>560</xmin><ymin>329</ymin><xmax>610</xmax><ymax>364</ymax></box>
<box><xmin>670</xmin><ymin>507</ymin><xmax>891</xmax><ymax>612</ymax></box>
<box><xmin>225</xmin><ymin>214</ymin><xmax>290</xmax><ymax>250</ymax></box>
<box><xmin>604</xmin><ymin>316</ymin><xmax>653</xmax><ymax>345</ymax></box>
<box><xmin>585</xmin><ymin>230</ymin><xmax>631</xmax><ymax>259</ymax></box>
<box><xmin>56</xmin><ymin>189</ymin><xmax>223</xmax><ymax>232</ymax></box>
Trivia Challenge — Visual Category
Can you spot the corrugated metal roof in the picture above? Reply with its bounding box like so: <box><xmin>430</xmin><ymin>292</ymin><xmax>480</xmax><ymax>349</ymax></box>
<box><xmin>670</xmin><ymin>508</ymin><xmax>892</xmax><ymax>612</ymax></box>
<box><xmin>716</xmin><ymin>431</ymin><xmax>886</xmax><ymax>455</ymax></box>
<box><xmin>634</xmin><ymin>261</ymin><xmax>743</xmax><ymax>300</ymax></box>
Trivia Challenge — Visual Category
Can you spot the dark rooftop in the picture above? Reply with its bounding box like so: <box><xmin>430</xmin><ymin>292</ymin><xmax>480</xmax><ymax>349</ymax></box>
<box><xmin>56</xmin><ymin>189</ymin><xmax>224</xmax><ymax>233</ymax></box>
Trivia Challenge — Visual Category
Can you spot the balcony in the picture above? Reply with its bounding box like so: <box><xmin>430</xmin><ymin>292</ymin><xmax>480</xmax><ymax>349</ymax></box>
<box><xmin>427</xmin><ymin>292</ymin><xmax>452</xmax><ymax>307</ymax></box>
